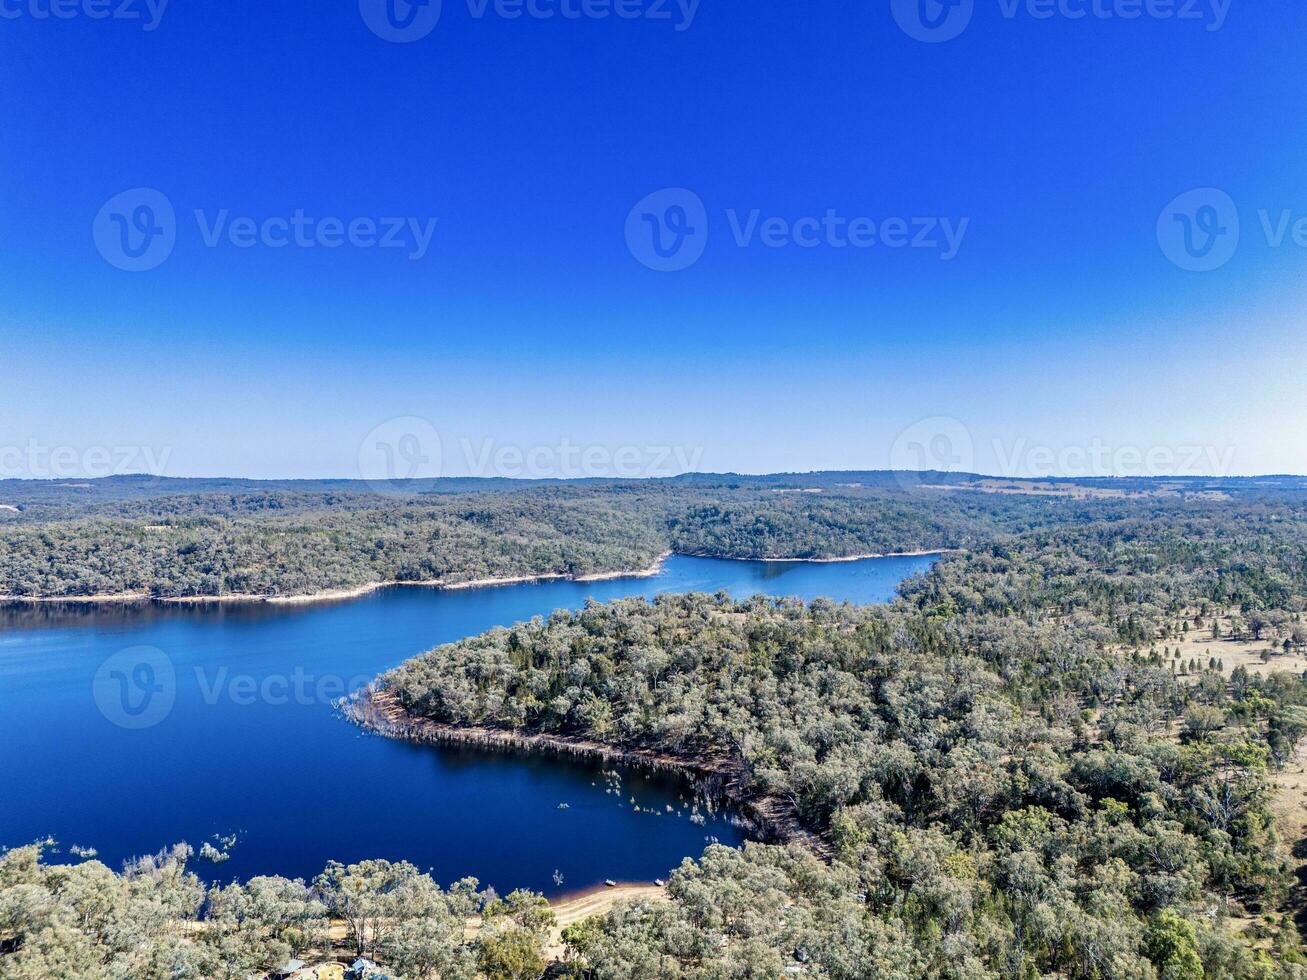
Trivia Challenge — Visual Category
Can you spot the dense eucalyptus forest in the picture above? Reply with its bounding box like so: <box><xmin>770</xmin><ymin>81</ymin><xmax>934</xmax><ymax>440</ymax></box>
<box><xmin>0</xmin><ymin>479</ymin><xmax>1069</xmax><ymax>598</ymax></box>
<box><xmin>363</xmin><ymin>499</ymin><xmax>1307</xmax><ymax>978</ymax></box>
<box><xmin>3</xmin><ymin>478</ymin><xmax>1307</xmax><ymax>977</ymax></box>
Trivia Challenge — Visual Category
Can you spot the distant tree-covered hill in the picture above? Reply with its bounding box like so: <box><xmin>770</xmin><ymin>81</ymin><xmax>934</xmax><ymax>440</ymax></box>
<box><xmin>0</xmin><ymin>481</ymin><xmax>1088</xmax><ymax>599</ymax></box>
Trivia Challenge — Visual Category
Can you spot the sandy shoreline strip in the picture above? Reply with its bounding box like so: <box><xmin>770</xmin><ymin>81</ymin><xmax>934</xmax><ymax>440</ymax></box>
<box><xmin>0</xmin><ymin>552</ymin><xmax>673</xmax><ymax>607</ymax></box>
<box><xmin>0</xmin><ymin>547</ymin><xmax>945</xmax><ymax>606</ymax></box>
<box><xmin>709</xmin><ymin>548</ymin><xmax>952</xmax><ymax>564</ymax></box>
<box><xmin>551</xmin><ymin>880</ymin><xmax>664</xmax><ymax>908</ymax></box>
<box><xmin>544</xmin><ymin>883</ymin><xmax>667</xmax><ymax>956</ymax></box>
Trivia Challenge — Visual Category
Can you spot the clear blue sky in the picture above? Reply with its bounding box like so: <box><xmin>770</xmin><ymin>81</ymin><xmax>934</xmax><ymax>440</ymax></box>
<box><xmin>3</xmin><ymin>0</ymin><xmax>1306</xmax><ymax>480</ymax></box>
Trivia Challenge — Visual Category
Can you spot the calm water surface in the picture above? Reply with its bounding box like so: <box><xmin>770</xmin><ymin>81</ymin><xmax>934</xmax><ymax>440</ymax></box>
<box><xmin>0</xmin><ymin>554</ymin><xmax>934</xmax><ymax>894</ymax></box>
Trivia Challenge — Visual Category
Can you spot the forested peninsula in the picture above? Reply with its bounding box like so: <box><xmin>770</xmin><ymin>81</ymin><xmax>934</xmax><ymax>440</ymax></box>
<box><xmin>352</xmin><ymin>502</ymin><xmax>1307</xmax><ymax>978</ymax></box>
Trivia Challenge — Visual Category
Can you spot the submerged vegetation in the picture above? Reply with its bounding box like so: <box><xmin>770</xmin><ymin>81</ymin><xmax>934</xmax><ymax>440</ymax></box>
<box><xmin>4</xmin><ymin>479</ymin><xmax>1307</xmax><ymax>976</ymax></box>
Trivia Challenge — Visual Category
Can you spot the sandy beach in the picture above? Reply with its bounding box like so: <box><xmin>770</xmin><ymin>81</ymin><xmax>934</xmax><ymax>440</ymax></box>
<box><xmin>544</xmin><ymin>883</ymin><xmax>667</xmax><ymax>957</ymax></box>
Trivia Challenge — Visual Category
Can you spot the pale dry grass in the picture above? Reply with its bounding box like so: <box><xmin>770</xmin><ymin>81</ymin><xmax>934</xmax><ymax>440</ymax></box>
<box><xmin>1272</xmin><ymin>743</ymin><xmax>1307</xmax><ymax>857</ymax></box>
<box><xmin>1271</xmin><ymin>742</ymin><xmax>1307</xmax><ymax>935</ymax></box>
<box><xmin>1164</xmin><ymin>620</ymin><xmax>1307</xmax><ymax>679</ymax></box>
<box><xmin>922</xmin><ymin>479</ymin><xmax>1230</xmax><ymax>501</ymax></box>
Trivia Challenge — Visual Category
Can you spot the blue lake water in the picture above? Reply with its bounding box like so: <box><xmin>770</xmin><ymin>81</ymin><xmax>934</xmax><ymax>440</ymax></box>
<box><xmin>0</xmin><ymin>553</ymin><xmax>935</xmax><ymax>895</ymax></box>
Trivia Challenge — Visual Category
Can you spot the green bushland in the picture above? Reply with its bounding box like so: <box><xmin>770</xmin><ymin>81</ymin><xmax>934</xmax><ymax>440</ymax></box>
<box><xmin>0</xmin><ymin>483</ymin><xmax>1058</xmax><ymax>599</ymax></box>
<box><xmin>0</xmin><ymin>844</ymin><xmax>553</xmax><ymax>980</ymax></box>
<box><xmin>375</xmin><ymin>503</ymin><xmax>1307</xmax><ymax>978</ymax></box>
<box><xmin>6</xmin><ymin>485</ymin><xmax>1307</xmax><ymax>976</ymax></box>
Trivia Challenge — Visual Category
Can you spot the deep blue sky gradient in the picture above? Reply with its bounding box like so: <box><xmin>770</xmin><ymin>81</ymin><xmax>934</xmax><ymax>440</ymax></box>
<box><xmin>3</xmin><ymin>0</ymin><xmax>1305</xmax><ymax>477</ymax></box>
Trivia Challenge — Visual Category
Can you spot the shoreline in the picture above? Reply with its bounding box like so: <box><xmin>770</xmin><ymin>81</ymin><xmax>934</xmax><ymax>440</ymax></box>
<box><xmin>694</xmin><ymin>548</ymin><xmax>952</xmax><ymax>564</ymax></box>
<box><xmin>346</xmin><ymin>687</ymin><xmax>832</xmax><ymax>861</ymax></box>
<box><xmin>0</xmin><ymin>547</ymin><xmax>944</xmax><ymax>607</ymax></box>
<box><xmin>550</xmin><ymin>880</ymin><xmax>663</xmax><ymax>907</ymax></box>
<box><xmin>0</xmin><ymin>552</ymin><xmax>674</xmax><ymax>608</ymax></box>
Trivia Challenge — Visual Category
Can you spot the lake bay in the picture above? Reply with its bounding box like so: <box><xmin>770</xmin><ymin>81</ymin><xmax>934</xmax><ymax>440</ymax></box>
<box><xmin>0</xmin><ymin>553</ymin><xmax>935</xmax><ymax>895</ymax></box>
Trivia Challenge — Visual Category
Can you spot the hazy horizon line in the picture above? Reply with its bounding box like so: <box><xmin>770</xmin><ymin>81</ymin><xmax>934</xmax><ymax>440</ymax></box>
<box><xmin>5</xmin><ymin>470</ymin><xmax>1307</xmax><ymax>486</ymax></box>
